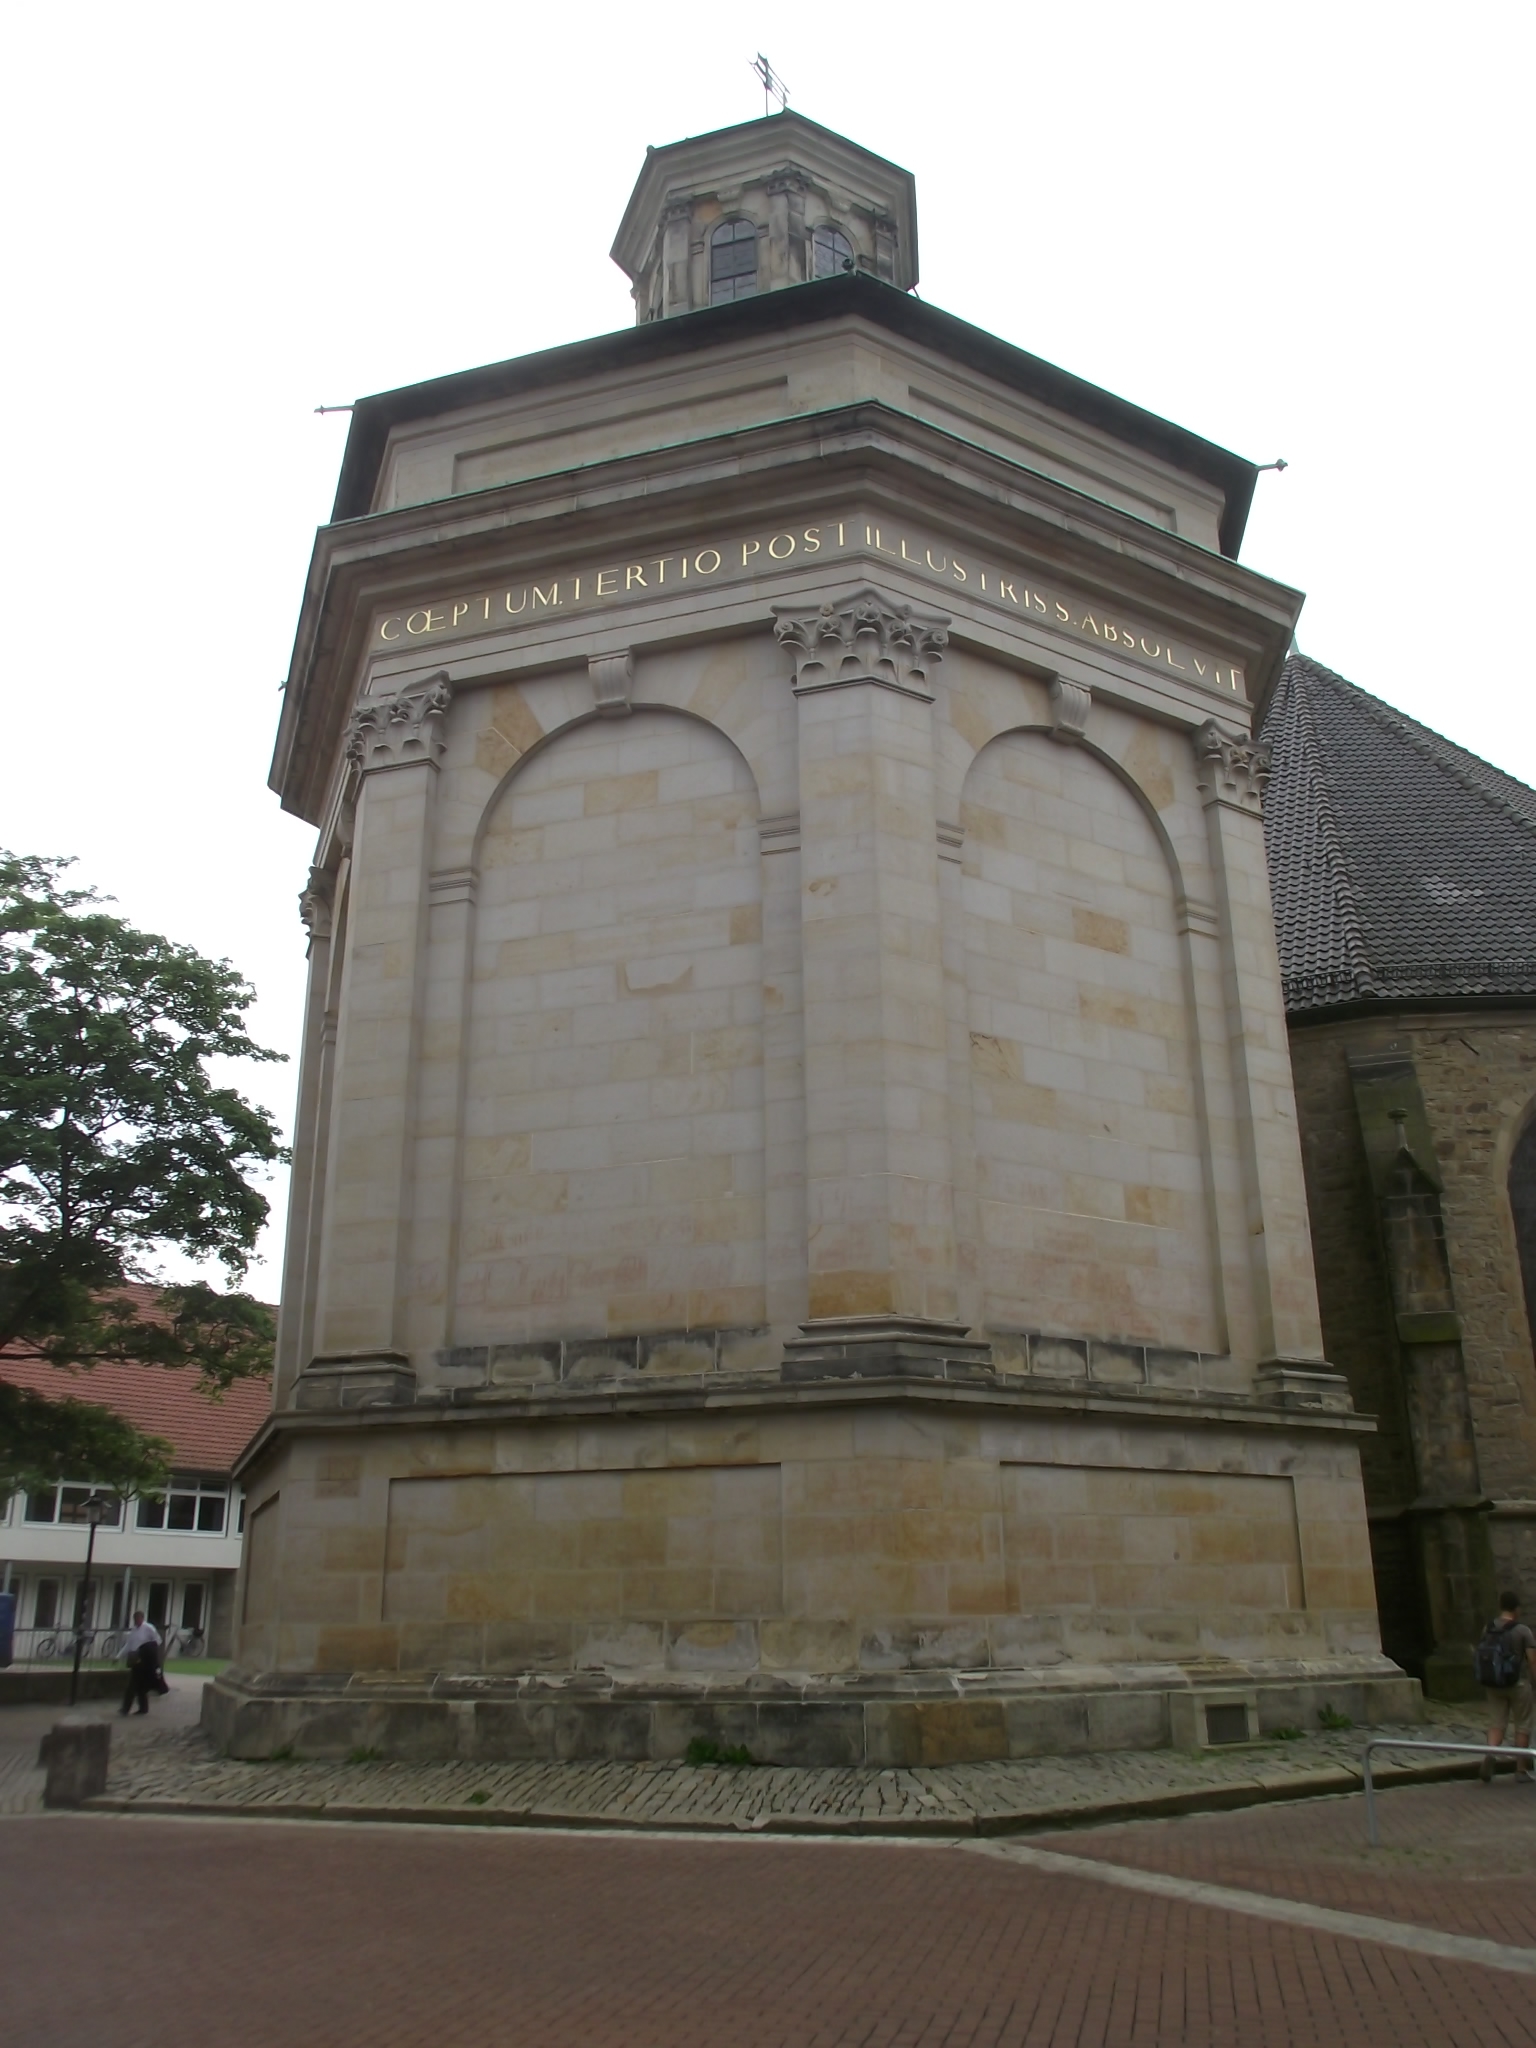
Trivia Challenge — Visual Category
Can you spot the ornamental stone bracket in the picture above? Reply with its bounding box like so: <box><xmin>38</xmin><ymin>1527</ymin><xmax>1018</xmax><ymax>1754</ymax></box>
<box><xmin>589</xmin><ymin>650</ymin><xmax>635</xmax><ymax>718</ymax></box>
<box><xmin>345</xmin><ymin>673</ymin><xmax>454</xmax><ymax>775</ymax></box>
<box><xmin>298</xmin><ymin>863</ymin><xmax>334</xmax><ymax>940</ymax></box>
<box><xmin>1048</xmin><ymin>675</ymin><xmax>1091</xmax><ymax>743</ymax></box>
<box><xmin>773</xmin><ymin>589</ymin><xmax>949</xmax><ymax>701</ymax></box>
<box><xmin>1192</xmin><ymin>717</ymin><xmax>1271</xmax><ymax>812</ymax></box>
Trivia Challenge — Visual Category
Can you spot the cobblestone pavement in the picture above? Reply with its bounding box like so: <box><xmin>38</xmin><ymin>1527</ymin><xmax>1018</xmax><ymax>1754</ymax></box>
<box><xmin>5</xmin><ymin>1804</ymin><xmax>1534</xmax><ymax>2048</ymax></box>
<box><xmin>0</xmin><ymin>1688</ymin><xmax>1497</xmax><ymax>1834</ymax></box>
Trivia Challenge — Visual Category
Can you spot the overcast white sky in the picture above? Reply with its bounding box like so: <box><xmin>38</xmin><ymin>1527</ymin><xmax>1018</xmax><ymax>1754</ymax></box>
<box><xmin>2</xmin><ymin>2</ymin><xmax>1529</xmax><ymax>1296</ymax></box>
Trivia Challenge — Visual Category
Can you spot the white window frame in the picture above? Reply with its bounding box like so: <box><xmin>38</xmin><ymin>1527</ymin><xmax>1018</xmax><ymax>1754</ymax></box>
<box><xmin>135</xmin><ymin>1474</ymin><xmax>231</xmax><ymax>1536</ymax></box>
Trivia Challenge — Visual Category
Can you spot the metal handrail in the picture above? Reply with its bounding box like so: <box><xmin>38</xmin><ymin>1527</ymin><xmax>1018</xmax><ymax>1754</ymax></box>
<box><xmin>1362</xmin><ymin>1737</ymin><xmax>1536</xmax><ymax>1845</ymax></box>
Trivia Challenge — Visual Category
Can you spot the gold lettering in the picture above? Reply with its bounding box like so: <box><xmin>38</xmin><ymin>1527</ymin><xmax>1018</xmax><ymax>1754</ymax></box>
<box><xmin>481</xmin><ymin>596</ymin><xmax>491</xmax><ymax>621</ymax></box>
<box><xmin>803</xmin><ymin>526</ymin><xmax>822</xmax><ymax>552</ymax></box>
<box><xmin>1193</xmin><ymin>657</ymin><xmax>1209</xmax><ymax>677</ymax></box>
<box><xmin>1032</xmin><ymin>593</ymin><xmax>1047</xmax><ymax>614</ymax></box>
<box><xmin>872</xmin><ymin>527</ymin><xmax>897</xmax><ymax>555</ymax></box>
<box><xmin>572</xmin><ymin>577</ymin><xmax>581</xmax><ymax>602</ymax></box>
<box><xmin>741</xmin><ymin>539</ymin><xmax>761</xmax><ymax>566</ymax></box>
<box><xmin>926</xmin><ymin>547</ymin><xmax>947</xmax><ymax>573</ymax></box>
<box><xmin>1164</xmin><ymin>645</ymin><xmax>1186</xmax><ymax>671</ymax></box>
<box><xmin>768</xmin><ymin>531</ymin><xmax>796</xmax><ymax>559</ymax></box>
<box><xmin>452</xmin><ymin>601</ymin><xmax>469</xmax><ymax>627</ymax></box>
<box><xmin>1055</xmin><ymin>602</ymin><xmax>1070</xmax><ymax>623</ymax></box>
<box><xmin>900</xmin><ymin>538</ymin><xmax>920</xmax><ymax>562</ymax></box>
<box><xmin>837</xmin><ymin>522</ymin><xmax>845</xmax><ymax>546</ymax></box>
<box><xmin>652</xmin><ymin>559</ymin><xmax>667</xmax><ymax>584</ymax></box>
<box><xmin>1081</xmin><ymin>614</ymin><xmax>1100</xmax><ymax>637</ymax></box>
<box><xmin>379</xmin><ymin>617</ymin><xmax>402</xmax><ymax>642</ymax></box>
<box><xmin>980</xmin><ymin>571</ymin><xmax>987</xmax><ymax>592</ymax></box>
<box><xmin>505</xmin><ymin>589</ymin><xmax>528</xmax><ymax>616</ymax></box>
<box><xmin>596</xmin><ymin>569</ymin><xmax>618</xmax><ymax>597</ymax></box>
<box><xmin>1103</xmin><ymin>622</ymin><xmax>1119</xmax><ymax>644</ymax></box>
<box><xmin>532</xmin><ymin>583</ymin><xmax>559</xmax><ymax>608</ymax></box>
<box><xmin>680</xmin><ymin>554</ymin><xmax>688</xmax><ymax>578</ymax></box>
<box><xmin>406</xmin><ymin>608</ymin><xmax>443</xmax><ymax>635</ymax></box>
<box><xmin>1139</xmin><ymin>636</ymin><xmax>1160</xmax><ymax>659</ymax></box>
<box><xmin>951</xmin><ymin>558</ymin><xmax>968</xmax><ymax>583</ymax></box>
<box><xmin>998</xmin><ymin>578</ymin><xmax>1018</xmax><ymax>605</ymax></box>
<box><xmin>625</xmin><ymin>563</ymin><xmax>647</xmax><ymax>590</ymax></box>
<box><xmin>695</xmin><ymin>548</ymin><xmax>721</xmax><ymax>574</ymax></box>
<box><xmin>1230</xmin><ymin>668</ymin><xmax>1244</xmax><ymax>693</ymax></box>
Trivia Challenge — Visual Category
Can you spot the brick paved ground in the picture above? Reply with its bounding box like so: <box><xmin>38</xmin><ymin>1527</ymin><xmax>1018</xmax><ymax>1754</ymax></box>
<box><xmin>4</xmin><ymin>1809</ymin><xmax>1534</xmax><ymax>2048</ymax></box>
<box><xmin>1059</xmin><ymin>1775</ymin><xmax>1536</xmax><ymax>1949</ymax></box>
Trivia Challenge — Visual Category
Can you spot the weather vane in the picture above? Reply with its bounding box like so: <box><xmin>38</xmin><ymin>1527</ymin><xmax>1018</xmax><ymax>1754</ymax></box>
<box><xmin>751</xmin><ymin>53</ymin><xmax>789</xmax><ymax>116</ymax></box>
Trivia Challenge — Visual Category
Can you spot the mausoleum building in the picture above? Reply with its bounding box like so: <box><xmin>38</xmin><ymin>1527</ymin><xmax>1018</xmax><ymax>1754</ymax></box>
<box><xmin>210</xmin><ymin>112</ymin><xmax>1420</xmax><ymax>1764</ymax></box>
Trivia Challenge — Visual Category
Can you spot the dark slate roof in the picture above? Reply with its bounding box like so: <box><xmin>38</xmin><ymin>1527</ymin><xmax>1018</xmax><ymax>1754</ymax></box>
<box><xmin>1261</xmin><ymin>653</ymin><xmax>1536</xmax><ymax>1014</ymax></box>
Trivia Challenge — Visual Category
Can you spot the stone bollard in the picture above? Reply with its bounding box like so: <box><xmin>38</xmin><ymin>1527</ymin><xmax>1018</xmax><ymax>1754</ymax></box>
<box><xmin>39</xmin><ymin>1717</ymin><xmax>111</xmax><ymax>1807</ymax></box>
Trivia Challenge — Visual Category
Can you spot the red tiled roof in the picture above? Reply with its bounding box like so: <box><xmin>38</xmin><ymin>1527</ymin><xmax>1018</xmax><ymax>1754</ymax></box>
<box><xmin>0</xmin><ymin>1286</ymin><xmax>274</xmax><ymax>1474</ymax></box>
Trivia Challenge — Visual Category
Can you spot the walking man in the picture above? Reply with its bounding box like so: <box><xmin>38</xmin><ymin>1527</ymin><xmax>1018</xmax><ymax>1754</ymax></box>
<box><xmin>119</xmin><ymin>1610</ymin><xmax>161</xmax><ymax>1717</ymax></box>
<box><xmin>1477</xmin><ymin>1591</ymin><xmax>1536</xmax><ymax>1781</ymax></box>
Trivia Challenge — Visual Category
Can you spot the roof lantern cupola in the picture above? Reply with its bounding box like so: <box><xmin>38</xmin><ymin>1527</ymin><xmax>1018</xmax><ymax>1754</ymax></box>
<box><xmin>611</xmin><ymin>110</ymin><xmax>919</xmax><ymax>324</ymax></box>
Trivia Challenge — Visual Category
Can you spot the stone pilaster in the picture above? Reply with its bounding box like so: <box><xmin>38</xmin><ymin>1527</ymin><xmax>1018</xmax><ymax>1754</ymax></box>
<box><xmin>300</xmin><ymin>677</ymin><xmax>453</xmax><ymax>1406</ymax></box>
<box><xmin>272</xmin><ymin>865</ymin><xmax>335</xmax><ymax>1409</ymax></box>
<box><xmin>1192</xmin><ymin>718</ymin><xmax>1330</xmax><ymax>1371</ymax></box>
<box><xmin>774</xmin><ymin>591</ymin><xmax>964</xmax><ymax>1367</ymax></box>
<box><xmin>661</xmin><ymin>200</ymin><xmax>692</xmax><ymax>317</ymax></box>
<box><xmin>767</xmin><ymin>170</ymin><xmax>808</xmax><ymax>287</ymax></box>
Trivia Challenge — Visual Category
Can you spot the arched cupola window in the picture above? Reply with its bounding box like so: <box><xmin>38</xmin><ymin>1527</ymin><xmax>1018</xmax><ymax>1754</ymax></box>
<box><xmin>709</xmin><ymin>218</ymin><xmax>759</xmax><ymax>304</ymax></box>
<box><xmin>1511</xmin><ymin>1114</ymin><xmax>1536</xmax><ymax>1351</ymax></box>
<box><xmin>812</xmin><ymin>224</ymin><xmax>855</xmax><ymax>278</ymax></box>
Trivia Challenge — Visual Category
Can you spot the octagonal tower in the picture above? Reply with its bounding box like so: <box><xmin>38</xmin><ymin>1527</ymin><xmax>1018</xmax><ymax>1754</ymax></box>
<box><xmin>209</xmin><ymin>112</ymin><xmax>1416</xmax><ymax>1766</ymax></box>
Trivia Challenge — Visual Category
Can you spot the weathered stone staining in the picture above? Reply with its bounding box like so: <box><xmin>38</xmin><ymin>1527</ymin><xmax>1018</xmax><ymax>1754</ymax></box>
<box><xmin>208</xmin><ymin>110</ymin><xmax>1419</xmax><ymax>1765</ymax></box>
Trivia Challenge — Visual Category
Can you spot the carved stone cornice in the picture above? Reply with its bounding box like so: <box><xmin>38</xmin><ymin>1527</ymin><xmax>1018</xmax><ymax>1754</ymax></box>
<box><xmin>345</xmin><ymin>674</ymin><xmax>453</xmax><ymax>775</ymax></box>
<box><xmin>298</xmin><ymin>864</ymin><xmax>334</xmax><ymax>940</ymax></box>
<box><xmin>773</xmin><ymin>588</ymin><xmax>949</xmax><ymax>701</ymax></box>
<box><xmin>1192</xmin><ymin>717</ymin><xmax>1271</xmax><ymax>812</ymax></box>
<box><xmin>1048</xmin><ymin>676</ymin><xmax>1091</xmax><ymax>743</ymax></box>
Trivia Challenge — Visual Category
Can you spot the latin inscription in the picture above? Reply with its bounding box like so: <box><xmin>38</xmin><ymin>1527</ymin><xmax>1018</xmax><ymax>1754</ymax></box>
<box><xmin>375</xmin><ymin>518</ymin><xmax>1246</xmax><ymax>695</ymax></box>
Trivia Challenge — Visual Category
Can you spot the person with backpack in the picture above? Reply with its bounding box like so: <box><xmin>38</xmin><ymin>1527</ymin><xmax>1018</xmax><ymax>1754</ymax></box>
<box><xmin>1476</xmin><ymin>1591</ymin><xmax>1536</xmax><ymax>1781</ymax></box>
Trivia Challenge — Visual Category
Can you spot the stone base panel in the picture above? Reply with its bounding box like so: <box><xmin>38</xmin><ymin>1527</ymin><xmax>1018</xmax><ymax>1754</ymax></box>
<box><xmin>203</xmin><ymin>1658</ymin><xmax>1420</xmax><ymax>1768</ymax></box>
<box><xmin>235</xmin><ymin>1384</ymin><xmax>1382</xmax><ymax>1696</ymax></box>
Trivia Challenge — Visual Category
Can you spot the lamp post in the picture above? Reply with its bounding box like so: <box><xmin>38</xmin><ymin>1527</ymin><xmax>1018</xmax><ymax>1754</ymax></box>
<box><xmin>68</xmin><ymin>1493</ymin><xmax>113</xmax><ymax>1707</ymax></box>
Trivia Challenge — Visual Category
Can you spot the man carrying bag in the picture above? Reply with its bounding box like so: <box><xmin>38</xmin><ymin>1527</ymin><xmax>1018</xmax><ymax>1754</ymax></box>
<box><xmin>1476</xmin><ymin>1591</ymin><xmax>1536</xmax><ymax>1781</ymax></box>
<box><xmin>119</xmin><ymin>1610</ymin><xmax>162</xmax><ymax>1717</ymax></box>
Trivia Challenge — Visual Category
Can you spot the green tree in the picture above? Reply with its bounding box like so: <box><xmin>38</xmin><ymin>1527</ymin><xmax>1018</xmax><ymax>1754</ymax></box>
<box><xmin>0</xmin><ymin>852</ymin><xmax>286</xmax><ymax>1493</ymax></box>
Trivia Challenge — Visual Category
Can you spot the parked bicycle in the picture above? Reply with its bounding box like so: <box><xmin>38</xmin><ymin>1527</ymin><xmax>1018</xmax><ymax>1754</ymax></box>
<box><xmin>163</xmin><ymin>1626</ymin><xmax>206</xmax><ymax>1659</ymax></box>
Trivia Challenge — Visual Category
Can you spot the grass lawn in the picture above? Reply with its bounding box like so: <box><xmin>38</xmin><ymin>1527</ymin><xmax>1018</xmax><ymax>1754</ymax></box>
<box><xmin>163</xmin><ymin>1659</ymin><xmax>229</xmax><ymax>1677</ymax></box>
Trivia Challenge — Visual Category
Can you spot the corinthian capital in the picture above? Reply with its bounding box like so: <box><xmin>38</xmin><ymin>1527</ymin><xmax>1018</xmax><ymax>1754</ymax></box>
<box><xmin>772</xmin><ymin>588</ymin><xmax>949</xmax><ymax>700</ymax></box>
<box><xmin>346</xmin><ymin>674</ymin><xmax>453</xmax><ymax>774</ymax></box>
<box><xmin>1192</xmin><ymin>718</ymin><xmax>1271</xmax><ymax>811</ymax></box>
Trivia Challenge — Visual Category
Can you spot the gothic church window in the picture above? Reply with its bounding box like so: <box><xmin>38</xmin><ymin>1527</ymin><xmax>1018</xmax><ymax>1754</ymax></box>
<box><xmin>709</xmin><ymin>218</ymin><xmax>759</xmax><ymax>304</ymax></box>
<box><xmin>1511</xmin><ymin>1115</ymin><xmax>1536</xmax><ymax>1350</ymax></box>
<box><xmin>812</xmin><ymin>224</ymin><xmax>855</xmax><ymax>277</ymax></box>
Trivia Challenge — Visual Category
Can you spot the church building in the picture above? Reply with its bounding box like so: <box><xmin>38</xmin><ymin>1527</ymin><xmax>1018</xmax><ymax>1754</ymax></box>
<box><xmin>208</xmin><ymin>110</ymin><xmax>1533</xmax><ymax>1764</ymax></box>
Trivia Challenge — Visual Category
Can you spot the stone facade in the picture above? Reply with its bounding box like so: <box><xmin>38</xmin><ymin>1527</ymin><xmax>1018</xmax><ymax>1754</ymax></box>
<box><xmin>211</xmin><ymin>117</ymin><xmax>1414</xmax><ymax>1763</ymax></box>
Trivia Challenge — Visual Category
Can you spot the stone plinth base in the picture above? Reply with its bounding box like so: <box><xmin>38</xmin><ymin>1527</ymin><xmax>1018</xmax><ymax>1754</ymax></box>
<box><xmin>40</xmin><ymin>1717</ymin><xmax>111</xmax><ymax>1805</ymax></box>
<box><xmin>204</xmin><ymin>1658</ymin><xmax>1419</xmax><ymax>1769</ymax></box>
